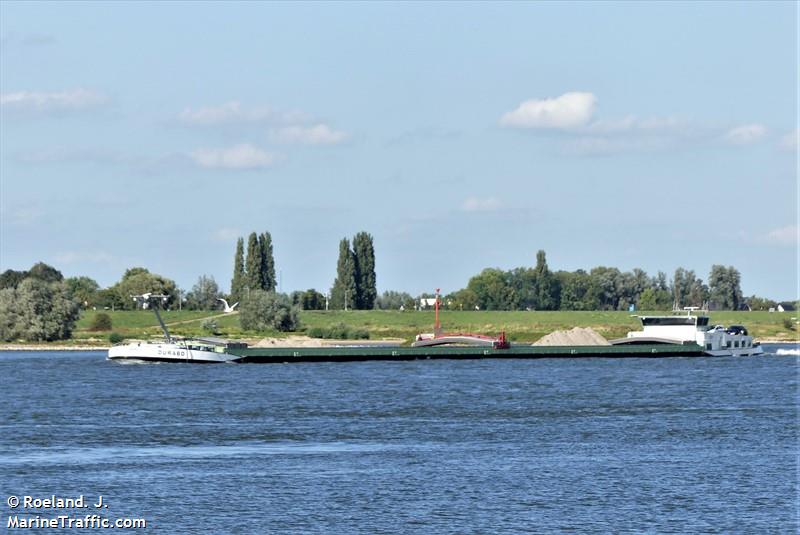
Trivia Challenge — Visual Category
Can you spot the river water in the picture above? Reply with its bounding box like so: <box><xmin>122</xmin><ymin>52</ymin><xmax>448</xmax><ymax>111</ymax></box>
<box><xmin>1</xmin><ymin>345</ymin><xmax>797</xmax><ymax>533</ymax></box>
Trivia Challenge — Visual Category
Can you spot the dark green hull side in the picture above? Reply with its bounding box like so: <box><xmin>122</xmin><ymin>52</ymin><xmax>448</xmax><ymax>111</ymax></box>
<box><xmin>228</xmin><ymin>343</ymin><xmax>705</xmax><ymax>363</ymax></box>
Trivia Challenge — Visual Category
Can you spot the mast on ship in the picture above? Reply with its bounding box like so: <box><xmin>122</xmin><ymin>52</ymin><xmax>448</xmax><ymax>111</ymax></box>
<box><xmin>131</xmin><ymin>293</ymin><xmax>173</xmax><ymax>342</ymax></box>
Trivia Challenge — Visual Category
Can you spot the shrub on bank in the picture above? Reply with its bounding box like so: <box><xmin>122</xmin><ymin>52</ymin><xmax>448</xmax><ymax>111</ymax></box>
<box><xmin>89</xmin><ymin>312</ymin><xmax>113</xmax><ymax>331</ymax></box>
<box><xmin>109</xmin><ymin>332</ymin><xmax>124</xmax><ymax>344</ymax></box>
<box><xmin>201</xmin><ymin>318</ymin><xmax>219</xmax><ymax>335</ymax></box>
<box><xmin>308</xmin><ymin>322</ymin><xmax>370</xmax><ymax>340</ymax></box>
<box><xmin>239</xmin><ymin>290</ymin><xmax>300</xmax><ymax>332</ymax></box>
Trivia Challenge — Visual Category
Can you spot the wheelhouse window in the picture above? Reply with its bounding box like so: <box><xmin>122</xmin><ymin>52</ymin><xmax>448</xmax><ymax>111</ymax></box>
<box><xmin>642</xmin><ymin>317</ymin><xmax>700</xmax><ymax>326</ymax></box>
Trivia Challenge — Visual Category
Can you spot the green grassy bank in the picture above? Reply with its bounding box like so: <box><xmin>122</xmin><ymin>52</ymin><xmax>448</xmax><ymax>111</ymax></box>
<box><xmin>65</xmin><ymin>309</ymin><xmax>799</xmax><ymax>346</ymax></box>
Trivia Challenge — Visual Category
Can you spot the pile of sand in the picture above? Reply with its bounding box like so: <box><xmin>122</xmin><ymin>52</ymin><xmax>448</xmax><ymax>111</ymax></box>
<box><xmin>252</xmin><ymin>336</ymin><xmax>326</xmax><ymax>348</ymax></box>
<box><xmin>533</xmin><ymin>327</ymin><xmax>610</xmax><ymax>346</ymax></box>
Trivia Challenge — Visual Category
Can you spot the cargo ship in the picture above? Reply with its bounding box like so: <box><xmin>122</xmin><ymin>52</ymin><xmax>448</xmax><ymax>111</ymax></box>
<box><xmin>610</xmin><ymin>308</ymin><xmax>763</xmax><ymax>357</ymax></box>
<box><xmin>108</xmin><ymin>296</ymin><xmax>756</xmax><ymax>364</ymax></box>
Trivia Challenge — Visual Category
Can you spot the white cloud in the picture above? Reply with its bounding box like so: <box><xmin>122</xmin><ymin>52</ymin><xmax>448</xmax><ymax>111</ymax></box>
<box><xmin>780</xmin><ymin>129</ymin><xmax>799</xmax><ymax>151</ymax></box>
<box><xmin>178</xmin><ymin>101</ymin><xmax>316</xmax><ymax>127</ymax></box>
<box><xmin>179</xmin><ymin>101</ymin><xmax>274</xmax><ymax>126</ymax></box>
<box><xmin>571</xmin><ymin>120</ymin><xmax>768</xmax><ymax>153</ymax></box>
<box><xmin>0</xmin><ymin>89</ymin><xmax>107</xmax><ymax>112</ymax></box>
<box><xmin>500</xmin><ymin>92</ymin><xmax>596</xmax><ymax>129</ymax></box>
<box><xmin>211</xmin><ymin>228</ymin><xmax>241</xmax><ymax>242</ymax></box>
<box><xmin>724</xmin><ymin>124</ymin><xmax>767</xmax><ymax>145</ymax></box>
<box><xmin>580</xmin><ymin>115</ymin><xmax>688</xmax><ymax>134</ymax></box>
<box><xmin>179</xmin><ymin>101</ymin><xmax>349</xmax><ymax>146</ymax></box>
<box><xmin>760</xmin><ymin>225</ymin><xmax>798</xmax><ymax>247</ymax></box>
<box><xmin>461</xmin><ymin>197</ymin><xmax>502</xmax><ymax>212</ymax></box>
<box><xmin>563</xmin><ymin>136</ymin><xmax>671</xmax><ymax>156</ymax></box>
<box><xmin>270</xmin><ymin>124</ymin><xmax>349</xmax><ymax>145</ymax></box>
<box><xmin>190</xmin><ymin>144</ymin><xmax>278</xmax><ymax>170</ymax></box>
<box><xmin>502</xmin><ymin>92</ymin><xmax>780</xmax><ymax>157</ymax></box>
<box><xmin>178</xmin><ymin>100</ymin><xmax>350</xmax><ymax>145</ymax></box>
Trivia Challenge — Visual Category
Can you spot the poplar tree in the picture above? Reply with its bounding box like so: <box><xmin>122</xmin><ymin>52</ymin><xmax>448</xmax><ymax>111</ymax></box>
<box><xmin>352</xmin><ymin>231</ymin><xmax>376</xmax><ymax>309</ymax></box>
<box><xmin>330</xmin><ymin>238</ymin><xmax>357</xmax><ymax>310</ymax></box>
<box><xmin>259</xmin><ymin>231</ymin><xmax>276</xmax><ymax>292</ymax></box>
<box><xmin>245</xmin><ymin>232</ymin><xmax>263</xmax><ymax>293</ymax></box>
<box><xmin>230</xmin><ymin>237</ymin><xmax>245</xmax><ymax>302</ymax></box>
<box><xmin>534</xmin><ymin>250</ymin><xmax>557</xmax><ymax>310</ymax></box>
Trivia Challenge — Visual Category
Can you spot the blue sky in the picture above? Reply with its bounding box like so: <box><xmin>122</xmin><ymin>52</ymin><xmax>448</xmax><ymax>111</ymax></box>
<box><xmin>1</xmin><ymin>1</ymin><xmax>797</xmax><ymax>299</ymax></box>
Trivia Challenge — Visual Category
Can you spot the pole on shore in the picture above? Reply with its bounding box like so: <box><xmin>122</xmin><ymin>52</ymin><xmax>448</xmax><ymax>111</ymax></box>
<box><xmin>434</xmin><ymin>288</ymin><xmax>441</xmax><ymax>336</ymax></box>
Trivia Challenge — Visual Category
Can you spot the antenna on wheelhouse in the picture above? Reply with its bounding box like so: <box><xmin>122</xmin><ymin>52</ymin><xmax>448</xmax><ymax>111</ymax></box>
<box><xmin>131</xmin><ymin>293</ymin><xmax>173</xmax><ymax>342</ymax></box>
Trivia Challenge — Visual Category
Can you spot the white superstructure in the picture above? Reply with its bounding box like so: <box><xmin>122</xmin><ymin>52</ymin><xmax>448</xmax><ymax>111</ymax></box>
<box><xmin>108</xmin><ymin>338</ymin><xmax>243</xmax><ymax>363</ymax></box>
<box><xmin>106</xmin><ymin>293</ymin><xmax>245</xmax><ymax>363</ymax></box>
<box><xmin>613</xmin><ymin>309</ymin><xmax>763</xmax><ymax>356</ymax></box>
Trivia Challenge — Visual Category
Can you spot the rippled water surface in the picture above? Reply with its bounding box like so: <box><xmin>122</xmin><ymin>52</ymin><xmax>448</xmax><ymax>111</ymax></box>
<box><xmin>2</xmin><ymin>346</ymin><xmax>797</xmax><ymax>533</ymax></box>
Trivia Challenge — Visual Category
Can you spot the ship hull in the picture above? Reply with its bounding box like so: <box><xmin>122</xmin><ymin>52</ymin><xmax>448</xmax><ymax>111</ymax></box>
<box><xmin>108</xmin><ymin>342</ymin><xmax>240</xmax><ymax>363</ymax></box>
<box><xmin>705</xmin><ymin>346</ymin><xmax>764</xmax><ymax>357</ymax></box>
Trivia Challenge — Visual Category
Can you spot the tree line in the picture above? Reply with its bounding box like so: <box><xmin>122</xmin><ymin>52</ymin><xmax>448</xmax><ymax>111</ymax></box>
<box><xmin>0</xmin><ymin>240</ymin><xmax>790</xmax><ymax>342</ymax></box>
<box><xmin>439</xmin><ymin>251</ymin><xmax>749</xmax><ymax>312</ymax></box>
<box><xmin>0</xmin><ymin>229</ymin><xmax>376</xmax><ymax>338</ymax></box>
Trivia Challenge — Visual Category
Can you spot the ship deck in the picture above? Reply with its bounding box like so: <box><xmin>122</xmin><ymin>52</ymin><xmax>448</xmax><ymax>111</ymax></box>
<box><xmin>227</xmin><ymin>343</ymin><xmax>705</xmax><ymax>363</ymax></box>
